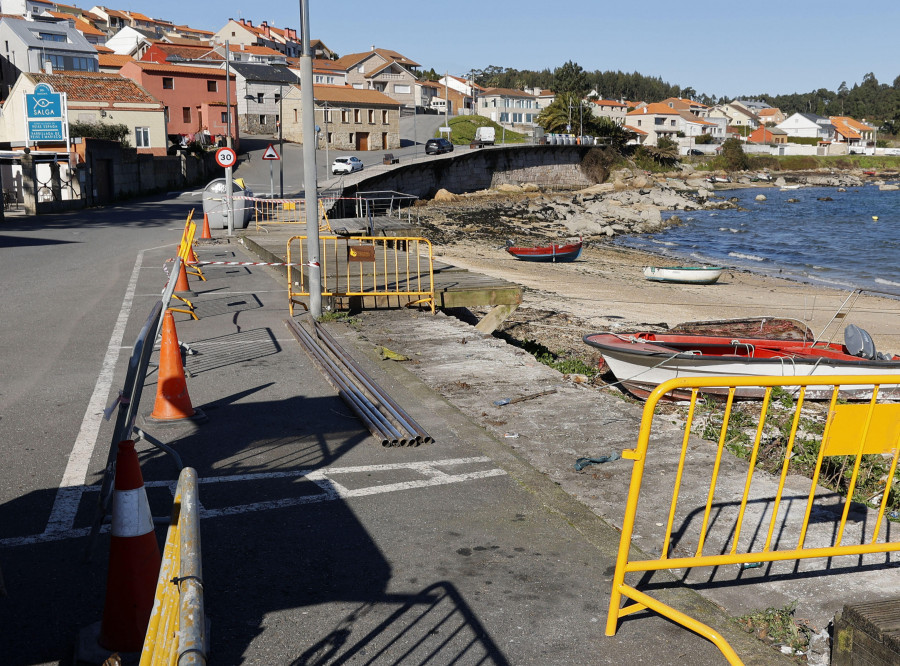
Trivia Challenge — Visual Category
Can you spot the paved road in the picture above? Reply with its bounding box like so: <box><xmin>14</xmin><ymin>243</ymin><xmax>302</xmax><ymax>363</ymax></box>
<box><xmin>232</xmin><ymin>113</ymin><xmax>466</xmax><ymax>197</ymax></box>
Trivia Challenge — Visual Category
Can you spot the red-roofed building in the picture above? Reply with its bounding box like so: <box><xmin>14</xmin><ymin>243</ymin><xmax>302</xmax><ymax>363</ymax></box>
<box><xmin>119</xmin><ymin>59</ymin><xmax>237</xmax><ymax>147</ymax></box>
<box><xmin>623</xmin><ymin>125</ymin><xmax>648</xmax><ymax>145</ymax></box>
<box><xmin>332</xmin><ymin>48</ymin><xmax>421</xmax><ymax>108</ymax></box>
<box><xmin>1</xmin><ymin>70</ymin><xmax>166</xmax><ymax>154</ymax></box>
<box><xmin>626</xmin><ymin>103</ymin><xmax>681</xmax><ymax>145</ymax></box>
<box><xmin>757</xmin><ymin>107</ymin><xmax>784</xmax><ymax>125</ymax></box>
<box><xmin>747</xmin><ymin>126</ymin><xmax>788</xmax><ymax>144</ymax></box>
<box><xmin>97</xmin><ymin>51</ymin><xmax>133</xmax><ymax>73</ymax></box>
<box><xmin>281</xmin><ymin>84</ymin><xmax>400</xmax><ymax>151</ymax></box>
<box><xmin>590</xmin><ymin>99</ymin><xmax>627</xmax><ymax>126</ymax></box>
<box><xmin>830</xmin><ymin>116</ymin><xmax>874</xmax><ymax>147</ymax></box>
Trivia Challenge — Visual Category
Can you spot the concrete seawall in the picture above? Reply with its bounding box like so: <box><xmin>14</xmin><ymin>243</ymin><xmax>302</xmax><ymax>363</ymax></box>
<box><xmin>344</xmin><ymin>145</ymin><xmax>597</xmax><ymax>199</ymax></box>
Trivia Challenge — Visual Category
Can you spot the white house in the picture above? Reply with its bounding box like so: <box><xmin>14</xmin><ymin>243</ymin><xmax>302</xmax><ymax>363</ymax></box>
<box><xmin>625</xmin><ymin>103</ymin><xmax>680</xmax><ymax>146</ymax></box>
<box><xmin>776</xmin><ymin>112</ymin><xmax>836</xmax><ymax>141</ymax></box>
<box><xmin>476</xmin><ymin>87</ymin><xmax>539</xmax><ymax>127</ymax></box>
<box><xmin>590</xmin><ymin>99</ymin><xmax>627</xmax><ymax>126</ymax></box>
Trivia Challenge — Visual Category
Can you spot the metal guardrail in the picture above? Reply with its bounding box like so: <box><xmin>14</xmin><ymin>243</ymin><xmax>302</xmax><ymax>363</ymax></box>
<box><xmin>141</xmin><ymin>467</ymin><xmax>206</xmax><ymax>665</ymax></box>
<box><xmin>287</xmin><ymin>235</ymin><xmax>435</xmax><ymax>315</ymax></box>
<box><xmin>247</xmin><ymin>196</ymin><xmax>331</xmax><ymax>232</ymax></box>
<box><xmin>606</xmin><ymin>374</ymin><xmax>900</xmax><ymax>664</ymax></box>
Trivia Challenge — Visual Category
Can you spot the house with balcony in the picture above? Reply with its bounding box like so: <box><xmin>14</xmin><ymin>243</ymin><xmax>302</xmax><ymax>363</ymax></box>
<box><xmin>230</xmin><ymin>61</ymin><xmax>297</xmax><ymax>135</ymax></box>
<box><xmin>829</xmin><ymin>116</ymin><xmax>874</xmax><ymax>147</ymax></box>
<box><xmin>119</xmin><ymin>59</ymin><xmax>236</xmax><ymax>147</ymax></box>
<box><xmin>590</xmin><ymin>99</ymin><xmax>627</xmax><ymax>126</ymax></box>
<box><xmin>0</xmin><ymin>13</ymin><xmax>99</xmax><ymax>99</ymax></box>
<box><xmin>0</xmin><ymin>70</ymin><xmax>166</xmax><ymax>154</ymax></box>
<box><xmin>88</xmin><ymin>6</ymin><xmax>128</xmax><ymax>38</ymax></box>
<box><xmin>281</xmin><ymin>84</ymin><xmax>400</xmax><ymax>151</ymax></box>
<box><xmin>776</xmin><ymin>112</ymin><xmax>835</xmax><ymax>142</ymax></box>
<box><xmin>625</xmin><ymin>103</ymin><xmax>680</xmax><ymax>145</ymax></box>
<box><xmin>476</xmin><ymin>87</ymin><xmax>539</xmax><ymax>127</ymax></box>
<box><xmin>334</xmin><ymin>48</ymin><xmax>420</xmax><ymax>108</ymax></box>
<box><xmin>677</xmin><ymin>111</ymin><xmax>720</xmax><ymax>139</ymax></box>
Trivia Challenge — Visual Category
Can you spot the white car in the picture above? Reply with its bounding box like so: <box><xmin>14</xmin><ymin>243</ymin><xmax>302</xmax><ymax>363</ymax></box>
<box><xmin>332</xmin><ymin>156</ymin><xmax>363</xmax><ymax>175</ymax></box>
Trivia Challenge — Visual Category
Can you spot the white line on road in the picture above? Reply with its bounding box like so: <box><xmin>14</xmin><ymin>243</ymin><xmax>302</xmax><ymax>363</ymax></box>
<box><xmin>4</xmin><ymin>457</ymin><xmax>507</xmax><ymax>547</ymax></box>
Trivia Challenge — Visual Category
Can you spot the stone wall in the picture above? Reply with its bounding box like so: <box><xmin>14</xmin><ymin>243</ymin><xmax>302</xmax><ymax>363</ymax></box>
<box><xmin>344</xmin><ymin>145</ymin><xmax>595</xmax><ymax>201</ymax></box>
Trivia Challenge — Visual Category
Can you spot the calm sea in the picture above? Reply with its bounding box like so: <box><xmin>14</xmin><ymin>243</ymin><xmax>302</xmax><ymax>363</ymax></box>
<box><xmin>618</xmin><ymin>183</ymin><xmax>900</xmax><ymax>298</ymax></box>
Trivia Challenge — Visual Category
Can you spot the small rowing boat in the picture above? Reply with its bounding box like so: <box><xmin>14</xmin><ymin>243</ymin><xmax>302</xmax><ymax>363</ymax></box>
<box><xmin>643</xmin><ymin>266</ymin><xmax>724</xmax><ymax>284</ymax></box>
<box><xmin>506</xmin><ymin>238</ymin><xmax>583</xmax><ymax>263</ymax></box>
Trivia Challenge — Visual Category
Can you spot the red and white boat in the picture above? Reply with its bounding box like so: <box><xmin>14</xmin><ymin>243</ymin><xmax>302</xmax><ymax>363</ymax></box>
<box><xmin>505</xmin><ymin>238</ymin><xmax>582</xmax><ymax>262</ymax></box>
<box><xmin>583</xmin><ymin>324</ymin><xmax>900</xmax><ymax>400</ymax></box>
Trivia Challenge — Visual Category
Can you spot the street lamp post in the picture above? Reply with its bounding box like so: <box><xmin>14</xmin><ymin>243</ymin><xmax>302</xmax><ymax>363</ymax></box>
<box><xmin>224</xmin><ymin>40</ymin><xmax>234</xmax><ymax>236</ymax></box>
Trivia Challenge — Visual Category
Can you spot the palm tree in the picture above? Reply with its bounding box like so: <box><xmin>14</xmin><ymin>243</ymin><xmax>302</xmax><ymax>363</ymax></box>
<box><xmin>536</xmin><ymin>92</ymin><xmax>585</xmax><ymax>134</ymax></box>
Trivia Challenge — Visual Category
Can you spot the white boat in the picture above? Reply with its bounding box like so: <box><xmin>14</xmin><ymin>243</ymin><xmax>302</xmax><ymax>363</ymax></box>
<box><xmin>643</xmin><ymin>266</ymin><xmax>724</xmax><ymax>285</ymax></box>
<box><xmin>583</xmin><ymin>325</ymin><xmax>900</xmax><ymax>400</ymax></box>
<box><xmin>780</xmin><ymin>185</ymin><xmax>801</xmax><ymax>191</ymax></box>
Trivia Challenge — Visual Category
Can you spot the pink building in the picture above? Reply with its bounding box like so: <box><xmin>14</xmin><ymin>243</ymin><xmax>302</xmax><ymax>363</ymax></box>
<box><xmin>119</xmin><ymin>60</ymin><xmax>237</xmax><ymax>147</ymax></box>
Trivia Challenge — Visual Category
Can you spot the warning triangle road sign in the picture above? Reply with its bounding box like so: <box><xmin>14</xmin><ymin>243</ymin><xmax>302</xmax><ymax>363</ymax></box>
<box><xmin>261</xmin><ymin>144</ymin><xmax>280</xmax><ymax>160</ymax></box>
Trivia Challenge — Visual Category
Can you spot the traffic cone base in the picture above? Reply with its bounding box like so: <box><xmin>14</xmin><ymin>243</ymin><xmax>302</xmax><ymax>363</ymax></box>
<box><xmin>148</xmin><ymin>311</ymin><xmax>206</xmax><ymax>425</ymax></box>
<box><xmin>97</xmin><ymin>440</ymin><xmax>161</xmax><ymax>653</ymax></box>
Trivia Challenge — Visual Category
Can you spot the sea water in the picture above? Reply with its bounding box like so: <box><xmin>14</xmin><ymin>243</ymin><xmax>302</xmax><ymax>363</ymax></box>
<box><xmin>618</xmin><ymin>183</ymin><xmax>900</xmax><ymax>297</ymax></box>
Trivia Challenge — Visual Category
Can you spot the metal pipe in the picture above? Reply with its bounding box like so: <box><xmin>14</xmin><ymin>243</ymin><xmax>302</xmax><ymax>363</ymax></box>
<box><xmin>314</xmin><ymin>322</ymin><xmax>432</xmax><ymax>444</ymax></box>
<box><xmin>286</xmin><ymin>320</ymin><xmax>402</xmax><ymax>445</ymax></box>
<box><xmin>289</xmin><ymin>321</ymin><xmax>395</xmax><ymax>445</ymax></box>
<box><xmin>177</xmin><ymin>467</ymin><xmax>206</xmax><ymax>665</ymax></box>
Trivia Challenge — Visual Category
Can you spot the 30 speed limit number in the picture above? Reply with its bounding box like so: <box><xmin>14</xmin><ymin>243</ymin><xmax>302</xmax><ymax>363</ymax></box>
<box><xmin>215</xmin><ymin>147</ymin><xmax>237</xmax><ymax>168</ymax></box>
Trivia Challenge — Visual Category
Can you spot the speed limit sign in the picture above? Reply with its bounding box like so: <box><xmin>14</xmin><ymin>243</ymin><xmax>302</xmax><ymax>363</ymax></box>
<box><xmin>215</xmin><ymin>147</ymin><xmax>237</xmax><ymax>168</ymax></box>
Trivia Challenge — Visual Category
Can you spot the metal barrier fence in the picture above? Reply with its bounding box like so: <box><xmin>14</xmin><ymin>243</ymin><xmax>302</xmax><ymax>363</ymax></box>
<box><xmin>141</xmin><ymin>467</ymin><xmax>206</xmax><ymax>666</ymax></box>
<box><xmin>247</xmin><ymin>196</ymin><xmax>332</xmax><ymax>232</ymax></box>
<box><xmin>287</xmin><ymin>235</ymin><xmax>435</xmax><ymax>315</ymax></box>
<box><xmin>606</xmin><ymin>374</ymin><xmax>900</xmax><ymax>665</ymax></box>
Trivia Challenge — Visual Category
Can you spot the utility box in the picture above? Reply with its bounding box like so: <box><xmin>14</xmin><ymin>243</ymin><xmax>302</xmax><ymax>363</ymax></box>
<box><xmin>202</xmin><ymin>178</ymin><xmax>254</xmax><ymax>230</ymax></box>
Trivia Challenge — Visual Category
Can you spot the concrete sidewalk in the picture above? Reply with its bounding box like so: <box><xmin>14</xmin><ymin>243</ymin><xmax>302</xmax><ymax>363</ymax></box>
<box><xmin>128</xmin><ymin>236</ymin><xmax>796</xmax><ymax>665</ymax></box>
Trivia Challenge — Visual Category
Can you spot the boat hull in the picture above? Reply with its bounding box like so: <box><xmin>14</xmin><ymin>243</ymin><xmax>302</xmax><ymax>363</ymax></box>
<box><xmin>584</xmin><ymin>332</ymin><xmax>900</xmax><ymax>400</ymax></box>
<box><xmin>643</xmin><ymin>266</ymin><xmax>724</xmax><ymax>284</ymax></box>
<box><xmin>506</xmin><ymin>242</ymin><xmax>582</xmax><ymax>262</ymax></box>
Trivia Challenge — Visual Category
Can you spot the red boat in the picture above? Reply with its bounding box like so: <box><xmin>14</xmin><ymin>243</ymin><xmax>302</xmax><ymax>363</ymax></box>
<box><xmin>505</xmin><ymin>238</ymin><xmax>583</xmax><ymax>262</ymax></box>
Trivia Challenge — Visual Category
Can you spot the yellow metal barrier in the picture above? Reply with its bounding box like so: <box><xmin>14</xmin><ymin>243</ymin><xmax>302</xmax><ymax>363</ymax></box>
<box><xmin>606</xmin><ymin>374</ymin><xmax>900</xmax><ymax>665</ymax></box>
<box><xmin>141</xmin><ymin>467</ymin><xmax>205</xmax><ymax>665</ymax></box>
<box><xmin>251</xmin><ymin>196</ymin><xmax>332</xmax><ymax>232</ymax></box>
<box><xmin>287</xmin><ymin>235</ymin><xmax>435</xmax><ymax>315</ymax></box>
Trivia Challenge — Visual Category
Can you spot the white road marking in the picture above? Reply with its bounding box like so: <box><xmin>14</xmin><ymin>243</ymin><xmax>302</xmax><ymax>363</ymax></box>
<box><xmin>3</xmin><ymin>457</ymin><xmax>506</xmax><ymax>547</ymax></box>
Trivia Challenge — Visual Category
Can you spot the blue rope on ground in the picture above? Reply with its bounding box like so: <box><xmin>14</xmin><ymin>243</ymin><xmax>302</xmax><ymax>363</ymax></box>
<box><xmin>574</xmin><ymin>453</ymin><xmax>620</xmax><ymax>471</ymax></box>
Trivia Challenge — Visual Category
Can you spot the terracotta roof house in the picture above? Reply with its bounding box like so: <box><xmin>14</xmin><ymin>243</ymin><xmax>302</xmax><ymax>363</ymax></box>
<box><xmin>626</xmin><ymin>103</ymin><xmax>681</xmax><ymax>145</ymax></box>
<box><xmin>709</xmin><ymin>101</ymin><xmax>760</xmax><ymax>130</ymax></box>
<box><xmin>660</xmin><ymin>97</ymin><xmax>710</xmax><ymax>118</ymax></box>
<box><xmin>97</xmin><ymin>51</ymin><xmax>133</xmax><ymax>73</ymax></box>
<box><xmin>223</xmin><ymin>42</ymin><xmax>287</xmax><ymax>66</ymax></box>
<box><xmin>88</xmin><ymin>6</ymin><xmax>130</xmax><ymax>38</ymax></box>
<box><xmin>591</xmin><ymin>99</ymin><xmax>627</xmax><ymax>126</ymax></box>
<box><xmin>281</xmin><ymin>84</ymin><xmax>400</xmax><ymax>151</ymax></box>
<box><xmin>310</xmin><ymin>58</ymin><xmax>346</xmax><ymax>85</ymax></box>
<box><xmin>0</xmin><ymin>70</ymin><xmax>166</xmax><ymax>154</ymax></box>
<box><xmin>213</xmin><ymin>19</ymin><xmax>302</xmax><ymax>59</ymax></box>
<box><xmin>332</xmin><ymin>47</ymin><xmax>421</xmax><ymax>108</ymax></box>
<box><xmin>119</xmin><ymin>59</ymin><xmax>237</xmax><ymax>147</ymax></box>
<box><xmin>757</xmin><ymin>107</ymin><xmax>784</xmax><ymax>125</ymax></box>
<box><xmin>747</xmin><ymin>126</ymin><xmax>788</xmax><ymax>144</ymax></box>
<box><xmin>42</xmin><ymin>11</ymin><xmax>106</xmax><ymax>44</ymax></box>
<box><xmin>677</xmin><ymin>111</ymin><xmax>720</xmax><ymax>138</ymax></box>
<box><xmin>141</xmin><ymin>41</ymin><xmax>222</xmax><ymax>66</ymax></box>
<box><xmin>829</xmin><ymin>116</ymin><xmax>874</xmax><ymax>146</ymax></box>
<box><xmin>623</xmin><ymin>125</ymin><xmax>647</xmax><ymax>145</ymax></box>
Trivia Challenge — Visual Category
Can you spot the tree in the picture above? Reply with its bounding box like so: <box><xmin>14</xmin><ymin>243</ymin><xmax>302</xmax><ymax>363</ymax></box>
<box><xmin>721</xmin><ymin>137</ymin><xmax>749</xmax><ymax>171</ymax></box>
<box><xmin>69</xmin><ymin>121</ymin><xmax>131</xmax><ymax>147</ymax></box>
<box><xmin>553</xmin><ymin>61</ymin><xmax>589</xmax><ymax>97</ymax></box>
<box><xmin>536</xmin><ymin>92</ymin><xmax>589</xmax><ymax>134</ymax></box>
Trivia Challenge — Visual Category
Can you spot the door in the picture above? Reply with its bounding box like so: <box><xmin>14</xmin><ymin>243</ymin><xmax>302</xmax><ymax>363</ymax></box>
<box><xmin>93</xmin><ymin>158</ymin><xmax>112</xmax><ymax>204</ymax></box>
<box><xmin>382</xmin><ymin>133</ymin><xmax>388</xmax><ymax>150</ymax></box>
<box><xmin>357</xmin><ymin>132</ymin><xmax>369</xmax><ymax>151</ymax></box>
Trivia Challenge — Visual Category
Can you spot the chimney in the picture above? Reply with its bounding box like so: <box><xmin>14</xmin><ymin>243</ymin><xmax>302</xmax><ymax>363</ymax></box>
<box><xmin>44</xmin><ymin>60</ymin><xmax>53</xmax><ymax>74</ymax></box>
<box><xmin>239</xmin><ymin>18</ymin><xmax>245</xmax><ymax>25</ymax></box>
<box><xmin>371</xmin><ymin>45</ymin><xmax>375</xmax><ymax>51</ymax></box>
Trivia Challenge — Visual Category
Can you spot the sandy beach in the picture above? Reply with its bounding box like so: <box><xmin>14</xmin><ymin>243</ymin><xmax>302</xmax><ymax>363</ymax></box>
<box><xmin>432</xmin><ymin>234</ymin><xmax>900</xmax><ymax>366</ymax></box>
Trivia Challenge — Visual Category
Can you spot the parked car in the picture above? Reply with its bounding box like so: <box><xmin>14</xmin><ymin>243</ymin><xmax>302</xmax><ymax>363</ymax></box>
<box><xmin>332</xmin><ymin>156</ymin><xmax>364</xmax><ymax>175</ymax></box>
<box><xmin>687</xmin><ymin>149</ymin><xmax>703</xmax><ymax>155</ymax></box>
<box><xmin>425</xmin><ymin>138</ymin><xmax>454</xmax><ymax>155</ymax></box>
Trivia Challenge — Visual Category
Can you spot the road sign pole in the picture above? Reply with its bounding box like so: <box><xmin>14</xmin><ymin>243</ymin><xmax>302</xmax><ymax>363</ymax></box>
<box><xmin>269</xmin><ymin>161</ymin><xmax>274</xmax><ymax>198</ymax></box>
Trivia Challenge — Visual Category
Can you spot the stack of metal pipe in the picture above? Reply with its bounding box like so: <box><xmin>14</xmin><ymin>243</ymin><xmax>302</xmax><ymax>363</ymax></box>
<box><xmin>285</xmin><ymin>318</ymin><xmax>433</xmax><ymax>447</ymax></box>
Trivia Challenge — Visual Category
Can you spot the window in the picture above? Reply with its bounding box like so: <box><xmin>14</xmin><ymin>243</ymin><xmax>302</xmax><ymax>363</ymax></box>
<box><xmin>38</xmin><ymin>32</ymin><xmax>66</xmax><ymax>42</ymax></box>
<box><xmin>221</xmin><ymin>111</ymin><xmax>227</xmax><ymax>123</ymax></box>
<box><xmin>394</xmin><ymin>84</ymin><xmax>410</xmax><ymax>94</ymax></box>
<box><xmin>164</xmin><ymin>106</ymin><xmax>169</xmax><ymax>122</ymax></box>
<box><xmin>207</xmin><ymin>80</ymin><xmax>217</xmax><ymax>92</ymax></box>
<box><xmin>670</xmin><ymin>120</ymin><xmax>676</xmax><ymax>126</ymax></box>
<box><xmin>367</xmin><ymin>109</ymin><xmax>374</xmax><ymax>123</ymax></box>
<box><xmin>257</xmin><ymin>92</ymin><xmax>264</xmax><ymax>104</ymax></box>
<box><xmin>327</xmin><ymin>132</ymin><xmax>332</xmax><ymax>144</ymax></box>
<box><xmin>70</xmin><ymin>57</ymin><xmax>96</xmax><ymax>71</ymax></box>
<box><xmin>259</xmin><ymin>115</ymin><xmax>266</xmax><ymax>124</ymax></box>
<box><xmin>294</xmin><ymin>109</ymin><xmax>298</xmax><ymax>123</ymax></box>
<box><xmin>46</xmin><ymin>54</ymin><xmax>64</xmax><ymax>70</ymax></box>
<box><xmin>274</xmin><ymin>92</ymin><xmax>281</xmax><ymax>103</ymax></box>
<box><xmin>182</xmin><ymin>107</ymin><xmax>191</xmax><ymax>123</ymax></box>
<box><xmin>323</xmin><ymin>108</ymin><xmax>331</xmax><ymax>123</ymax></box>
<box><xmin>314</xmin><ymin>75</ymin><xmax>323</xmax><ymax>83</ymax></box>
<box><xmin>135</xmin><ymin>127</ymin><xmax>150</xmax><ymax>147</ymax></box>
<box><xmin>341</xmin><ymin>109</ymin><xmax>349</xmax><ymax>123</ymax></box>
<box><xmin>353</xmin><ymin>109</ymin><xmax>361</xmax><ymax>123</ymax></box>
<box><xmin>163</xmin><ymin>77</ymin><xmax>174</xmax><ymax>89</ymax></box>
<box><xmin>499</xmin><ymin>112</ymin><xmax>509</xmax><ymax>122</ymax></box>
<box><xmin>655</xmin><ymin>118</ymin><xmax>664</xmax><ymax>126</ymax></box>
<box><xmin>381</xmin><ymin>110</ymin><xmax>388</xmax><ymax>124</ymax></box>
<box><xmin>512</xmin><ymin>113</ymin><xmax>522</xmax><ymax>123</ymax></box>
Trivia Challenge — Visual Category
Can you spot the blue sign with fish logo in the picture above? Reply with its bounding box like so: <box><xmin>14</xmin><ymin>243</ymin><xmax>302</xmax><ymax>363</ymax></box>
<box><xmin>25</xmin><ymin>83</ymin><xmax>66</xmax><ymax>142</ymax></box>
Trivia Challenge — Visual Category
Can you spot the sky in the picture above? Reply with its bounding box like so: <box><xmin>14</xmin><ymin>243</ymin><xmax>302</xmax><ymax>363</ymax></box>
<box><xmin>146</xmin><ymin>0</ymin><xmax>900</xmax><ymax>99</ymax></box>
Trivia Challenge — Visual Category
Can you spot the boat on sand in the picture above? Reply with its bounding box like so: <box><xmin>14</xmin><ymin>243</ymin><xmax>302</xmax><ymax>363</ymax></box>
<box><xmin>643</xmin><ymin>266</ymin><xmax>724</xmax><ymax>284</ymax></box>
<box><xmin>506</xmin><ymin>238</ymin><xmax>582</xmax><ymax>263</ymax></box>
<box><xmin>584</xmin><ymin>323</ymin><xmax>900</xmax><ymax>401</ymax></box>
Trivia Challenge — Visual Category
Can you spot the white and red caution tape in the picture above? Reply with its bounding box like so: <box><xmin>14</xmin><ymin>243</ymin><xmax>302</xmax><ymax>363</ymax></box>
<box><xmin>164</xmin><ymin>258</ymin><xmax>319</xmax><ymax>268</ymax></box>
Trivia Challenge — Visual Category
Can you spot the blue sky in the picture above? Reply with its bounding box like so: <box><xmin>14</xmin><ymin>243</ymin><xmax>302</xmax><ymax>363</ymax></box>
<box><xmin>148</xmin><ymin>0</ymin><xmax>899</xmax><ymax>99</ymax></box>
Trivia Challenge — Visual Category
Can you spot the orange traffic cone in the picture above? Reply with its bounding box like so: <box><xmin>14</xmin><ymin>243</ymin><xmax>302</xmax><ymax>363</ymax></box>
<box><xmin>150</xmin><ymin>311</ymin><xmax>204</xmax><ymax>422</ymax></box>
<box><xmin>174</xmin><ymin>260</ymin><xmax>191</xmax><ymax>294</ymax></box>
<box><xmin>98</xmin><ymin>440</ymin><xmax>161</xmax><ymax>652</ymax></box>
<box><xmin>200</xmin><ymin>213</ymin><xmax>212</xmax><ymax>239</ymax></box>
